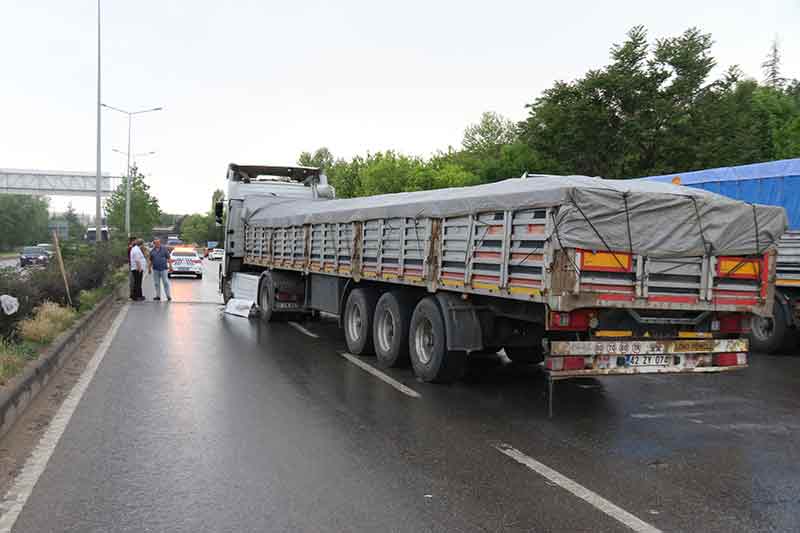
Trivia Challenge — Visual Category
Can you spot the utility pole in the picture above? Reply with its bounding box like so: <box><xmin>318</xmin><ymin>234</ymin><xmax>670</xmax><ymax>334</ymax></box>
<box><xmin>95</xmin><ymin>0</ymin><xmax>102</xmax><ymax>243</ymax></box>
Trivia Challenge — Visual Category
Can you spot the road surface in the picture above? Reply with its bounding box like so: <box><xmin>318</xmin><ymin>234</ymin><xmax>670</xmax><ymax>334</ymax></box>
<box><xmin>2</xmin><ymin>261</ymin><xmax>799</xmax><ymax>532</ymax></box>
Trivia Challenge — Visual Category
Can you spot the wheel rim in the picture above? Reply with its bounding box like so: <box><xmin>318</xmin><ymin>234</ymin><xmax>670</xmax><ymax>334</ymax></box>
<box><xmin>414</xmin><ymin>317</ymin><xmax>435</xmax><ymax>365</ymax></box>
<box><xmin>376</xmin><ymin>309</ymin><xmax>394</xmax><ymax>353</ymax></box>
<box><xmin>751</xmin><ymin>315</ymin><xmax>774</xmax><ymax>341</ymax></box>
<box><xmin>347</xmin><ymin>304</ymin><xmax>363</xmax><ymax>342</ymax></box>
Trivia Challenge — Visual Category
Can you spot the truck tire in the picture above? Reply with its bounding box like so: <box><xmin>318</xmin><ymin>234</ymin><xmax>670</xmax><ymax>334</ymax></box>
<box><xmin>344</xmin><ymin>288</ymin><xmax>379</xmax><ymax>355</ymax></box>
<box><xmin>409</xmin><ymin>296</ymin><xmax>466</xmax><ymax>383</ymax></box>
<box><xmin>373</xmin><ymin>291</ymin><xmax>414</xmax><ymax>368</ymax></box>
<box><xmin>749</xmin><ymin>297</ymin><xmax>790</xmax><ymax>354</ymax></box>
<box><xmin>504</xmin><ymin>346</ymin><xmax>544</xmax><ymax>364</ymax></box>
<box><xmin>259</xmin><ymin>273</ymin><xmax>278</xmax><ymax>323</ymax></box>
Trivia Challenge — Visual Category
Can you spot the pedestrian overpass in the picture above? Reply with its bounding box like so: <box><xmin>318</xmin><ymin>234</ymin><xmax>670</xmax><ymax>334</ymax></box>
<box><xmin>0</xmin><ymin>168</ymin><xmax>121</xmax><ymax>197</ymax></box>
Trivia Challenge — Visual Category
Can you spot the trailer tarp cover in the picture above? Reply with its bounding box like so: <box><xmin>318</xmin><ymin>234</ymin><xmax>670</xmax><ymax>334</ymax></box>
<box><xmin>242</xmin><ymin>174</ymin><xmax>787</xmax><ymax>258</ymax></box>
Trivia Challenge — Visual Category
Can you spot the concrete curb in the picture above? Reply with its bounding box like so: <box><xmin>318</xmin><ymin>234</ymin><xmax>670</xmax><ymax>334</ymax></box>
<box><xmin>0</xmin><ymin>290</ymin><xmax>122</xmax><ymax>439</ymax></box>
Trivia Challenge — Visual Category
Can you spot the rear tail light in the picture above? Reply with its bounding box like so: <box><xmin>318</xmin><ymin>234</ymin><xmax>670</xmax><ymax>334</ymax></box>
<box><xmin>192</xmin><ymin>259</ymin><xmax>202</xmax><ymax>264</ymax></box>
<box><xmin>545</xmin><ymin>357</ymin><xmax>586</xmax><ymax>371</ymax></box>
<box><xmin>275</xmin><ymin>291</ymin><xmax>297</xmax><ymax>302</ymax></box>
<box><xmin>718</xmin><ymin>314</ymin><xmax>749</xmax><ymax>334</ymax></box>
<box><xmin>713</xmin><ymin>352</ymin><xmax>747</xmax><ymax>367</ymax></box>
<box><xmin>548</xmin><ymin>309</ymin><xmax>595</xmax><ymax>331</ymax></box>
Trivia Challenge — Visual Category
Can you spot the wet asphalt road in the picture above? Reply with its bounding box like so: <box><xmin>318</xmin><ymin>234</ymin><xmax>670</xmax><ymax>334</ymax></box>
<box><xmin>9</xmin><ymin>262</ymin><xmax>800</xmax><ymax>532</ymax></box>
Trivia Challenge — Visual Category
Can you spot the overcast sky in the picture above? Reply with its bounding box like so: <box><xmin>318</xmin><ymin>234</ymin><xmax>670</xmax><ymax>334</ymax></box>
<box><xmin>1</xmin><ymin>0</ymin><xmax>797</xmax><ymax>215</ymax></box>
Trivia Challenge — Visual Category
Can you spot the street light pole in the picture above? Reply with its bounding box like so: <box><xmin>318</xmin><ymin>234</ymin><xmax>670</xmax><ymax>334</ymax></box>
<box><xmin>95</xmin><ymin>0</ymin><xmax>102</xmax><ymax>243</ymax></box>
<box><xmin>102</xmin><ymin>104</ymin><xmax>162</xmax><ymax>237</ymax></box>
<box><xmin>126</xmin><ymin>113</ymin><xmax>131</xmax><ymax>236</ymax></box>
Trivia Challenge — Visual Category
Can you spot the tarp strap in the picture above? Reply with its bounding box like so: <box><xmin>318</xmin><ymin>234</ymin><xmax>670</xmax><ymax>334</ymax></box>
<box><xmin>568</xmin><ymin>191</ymin><xmax>628</xmax><ymax>271</ymax></box>
<box><xmin>689</xmin><ymin>196</ymin><xmax>712</xmax><ymax>256</ymax></box>
<box><xmin>621</xmin><ymin>192</ymin><xmax>633</xmax><ymax>256</ymax></box>
<box><xmin>752</xmin><ymin>204</ymin><xmax>761</xmax><ymax>255</ymax></box>
<box><xmin>550</xmin><ymin>209</ymin><xmax>580</xmax><ymax>275</ymax></box>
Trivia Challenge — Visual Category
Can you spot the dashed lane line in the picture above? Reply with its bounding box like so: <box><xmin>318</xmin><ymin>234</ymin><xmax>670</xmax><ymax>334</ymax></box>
<box><xmin>288</xmin><ymin>321</ymin><xmax>319</xmax><ymax>338</ymax></box>
<box><xmin>494</xmin><ymin>443</ymin><xmax>662</xmax><ymax>533</ymax></box>
<box><xmin>339</xmin><ymin>352</ymin><xmax>421</xmax><ymax>399</ymax></box>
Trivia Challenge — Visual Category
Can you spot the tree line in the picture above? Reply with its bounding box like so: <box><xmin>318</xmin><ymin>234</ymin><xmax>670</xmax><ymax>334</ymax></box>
<box><xmin>299</xmin><ymin>27</ymin><xmax>799</xmax><ymax>198</ymax></box>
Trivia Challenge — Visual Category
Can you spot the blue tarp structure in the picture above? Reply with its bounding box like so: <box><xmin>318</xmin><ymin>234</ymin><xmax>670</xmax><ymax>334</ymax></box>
<box><xmin>634</xmin><ymin>159</ymin><xmax>800</xmax><ymax>229</ymax></box>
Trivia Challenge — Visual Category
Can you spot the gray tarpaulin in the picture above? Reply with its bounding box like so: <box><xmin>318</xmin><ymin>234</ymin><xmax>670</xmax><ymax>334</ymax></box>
<box><xmin>242</xmin><ymin>175</ymin><xmax>787</xmax><ymax>258</ymax></box>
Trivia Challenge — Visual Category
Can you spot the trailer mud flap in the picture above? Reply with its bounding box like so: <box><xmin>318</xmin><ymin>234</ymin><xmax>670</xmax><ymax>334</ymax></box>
<box><xmin>435</xmin><ymin>292</ymin><xmax>484</xmax><ymax>352</ymax></box>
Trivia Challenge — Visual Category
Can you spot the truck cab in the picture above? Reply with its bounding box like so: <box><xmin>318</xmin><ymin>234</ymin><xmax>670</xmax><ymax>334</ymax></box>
<box><xmin>216</xmin><ymin>164</ymin><xmax>334</xmax><ymax>300</ymax></box>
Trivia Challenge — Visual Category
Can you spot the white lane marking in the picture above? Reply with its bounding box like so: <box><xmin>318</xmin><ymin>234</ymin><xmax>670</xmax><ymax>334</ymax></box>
<box><xmin>338</xmin><ymin>352</ymin><xmax>421</xmax><ymax>399</ymax></box>
<box><xmin>288</xmin><ymin>321</ymin><xmax>319</xmax><ymax>338</ymax></box>
<box><xmin>0</xmin><ymin>304</ymin><xmax>130</xmax><ymax>533</ymax></box>
<box><xmin>494</xmin><ymin>444</ymin><xmax>662</xmax><ymax>533</ymax></box>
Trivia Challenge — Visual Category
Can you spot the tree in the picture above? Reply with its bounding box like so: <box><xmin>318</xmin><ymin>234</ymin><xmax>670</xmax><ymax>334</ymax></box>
<box><xmin>462</xmin><ymin>112</ymin><xmax>516</xmax><ymax>155</ymax></box>
<box><xmin>104</xmin><ymin>167</ymin><xmax>161</xmax><ymax>238</ymax></box>
<box><xmin>298</xmin><ymin>147</ymin><xmax>334</xmax><ymax>170</ymax></box>
<box><xmin>517</xmin><ymin>26</ymin><xmax>793</xmax><ymax>178</ymax></box>
<box><xmin>762</xmin><ymin>37</ymin><xmax>786</xmax><ymax>89</ymax></box>
<box><xmin>180</xmin><ymin>213</ymin><xmax>211</xmax><ymax>245</ymax></box>
<box><xmin>64</xmin><ymin>203</ymin><xmax>85</xmax><ymax>241</ymax></box>
<box><xmin>0</xmin><ymin>195</ymin><xmax>49</xmax><ymax>249</ymax></box>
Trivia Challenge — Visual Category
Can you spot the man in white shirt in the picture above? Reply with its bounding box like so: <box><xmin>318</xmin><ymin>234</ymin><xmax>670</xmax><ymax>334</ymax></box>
<box><xmin>130</xmin><ymin>239</ymin><xmax>147</xmax><ymax>301</ymax></box>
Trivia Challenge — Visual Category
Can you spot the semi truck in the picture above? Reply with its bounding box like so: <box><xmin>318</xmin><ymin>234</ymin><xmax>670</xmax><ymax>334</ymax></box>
<box><xmin>636</xmin><ymin>158</ymin><xmax>800</xmax><ymax>353</ymax></box>
<box><xmin>216</xmin><ymin>163</ymin><xmax>786</xmax><ymax>397</ymax></box>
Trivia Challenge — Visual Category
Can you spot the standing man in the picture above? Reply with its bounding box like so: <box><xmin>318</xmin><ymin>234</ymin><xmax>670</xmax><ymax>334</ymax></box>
<box><xmin>130</xmin><ymin>238</ymin><xmax>146</xmax><ymax>301</ymax></box>
<box><xmin>148</xmin><ymin>238</ymin><xmax>172</xmax><ymax>301</ymax></box>
<box><xmin>127</xmin><ymin>236</ymin><xmax>137</xmax><ymax>300</ymax></box>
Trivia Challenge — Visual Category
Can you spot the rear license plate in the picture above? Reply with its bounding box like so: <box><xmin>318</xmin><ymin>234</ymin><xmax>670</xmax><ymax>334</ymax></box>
<box><xmin>626</xmin><ymin>355</ymin><xmax>671</xmax><ymax>366</ymax></box>
<box><xmin>274</xmin><ymin>302</ymin><xmax>299</xmax><ymax>310</ymax></box>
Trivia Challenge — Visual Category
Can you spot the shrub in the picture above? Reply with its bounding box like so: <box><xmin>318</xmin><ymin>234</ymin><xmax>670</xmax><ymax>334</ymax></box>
<box><xmin>77</xmin><ymin>287</ymin><xmax>109</xmax><ymax>313</ymax></box>
<box><xmin>36</xmin><ymin>302</ymin><xmax>76</xmax><ymax>331</ymax></box>
<box><xmin>0</xmin><ymin>340</ymin><xmax>37</xmax><ymax>384</ymax></box>
<box><xmin>19</xmin><ymin>302</ymin><xmax>76</xmax><ymax>344</ymax></box>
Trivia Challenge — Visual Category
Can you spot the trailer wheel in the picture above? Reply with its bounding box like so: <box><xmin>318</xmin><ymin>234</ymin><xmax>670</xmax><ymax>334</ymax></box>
<box><xmin>373</xmin><ymin>291</ymin><xmax>414</xmax><ymax>368</ymax></box>
<box><xmin>344</xmin><ymin>288</ymin><xmax>379</xmax><ymax>355</ymax></box>
<box><xmin>259</xmin><ymin>273</ymin><xmax>278</xmax><ymax>323</ymax></box>
<box><xmin>409</xmin><ymin>296</ymin><xmax>466</xmax><ymax>383</ymax></box>
<box><xmin>749</xmin><ymin>297</ymin><xmax>789</xmax><ymax>354</ymax></box>
<box><xmin>504</xmin><ymin>346</ymin><xmax>544</xmax><ymax>364</ymax></box>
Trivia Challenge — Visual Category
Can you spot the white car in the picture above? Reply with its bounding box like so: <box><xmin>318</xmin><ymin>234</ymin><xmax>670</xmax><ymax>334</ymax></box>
<box><xmin>169</xmin><ymin>248</ymin><xmax>204</xmax><ymax>279</ymax></box>
<box><xmin>208</xmin><ymin>248</ymin><xmax>225</xmax><ymax>261</ymax></box>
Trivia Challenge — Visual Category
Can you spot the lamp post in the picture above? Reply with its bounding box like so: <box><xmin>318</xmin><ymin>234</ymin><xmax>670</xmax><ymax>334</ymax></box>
<box><xmin>95</xmin><ymin>0</ymin><xmax>101</xmax><ymax>242</ymax></box>
<box><xmin>102</xmin><ymin>104</ymin><xmax>162</xmax><ymax>236</ymax></box>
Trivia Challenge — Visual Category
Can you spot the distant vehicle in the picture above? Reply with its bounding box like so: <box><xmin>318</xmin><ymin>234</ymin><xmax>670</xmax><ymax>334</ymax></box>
<box><xmin>166</xmin><ymin>238</ymin><xmax>183</xmax><ymax>248</ymax></box>
<box><xmin>169</xmin><ymin>248</ymin><xmax>203</xmax><ymax>279</ymax></box>
<box><xmin>209</xmin><ymin>248</ymin><xmax>224</xmax><ymax>261</ymax></box>
<box><xmin>85</xmin><ymin>227</ymin><xmax>109</xmax><ymax>243</ymax></box>
<box><xmin>19</xmin><ymin>246</ymin><xmax>49</xmax><ymax>267</ymax></box>
<box><xmin>36</xmin><ymin>243</ymin><xmax>55</xmax><ymax>258</ymax></box>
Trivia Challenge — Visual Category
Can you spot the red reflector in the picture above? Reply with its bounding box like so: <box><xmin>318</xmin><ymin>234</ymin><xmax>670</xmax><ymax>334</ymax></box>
<box><xmin>714</xmin><ymin>352</ymin><xmax>746</xmax><ymax>367</ymax></box>
<box><xmin>192</xmin><ymin>259</ymin><xmax>202</xmax><ymax>264</ymax></box>
<box><xmin>275</xmin><ymin>292</ymin><xmax>297</xmax><ymax>302</ymax></box>
<box><xmin>719</xmin><ymin>314</ymin><xmax>743</xmax><ymax>333</ymax></box>
<box><xmin>545</xmin><ymin>357</ymin><xmax>586</xmax><ymax>371</ymax></box>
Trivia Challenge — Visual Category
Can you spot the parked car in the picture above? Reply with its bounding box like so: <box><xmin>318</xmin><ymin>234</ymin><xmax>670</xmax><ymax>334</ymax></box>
<box><xmin>35</xmin><ymin>243</ymin><xmax>55</xmax><ymax>258</ymax></box>
<box><xmin>208</xmin><ymin>248</ymin><xmax>225</xmax><ymax>261</ymax></box>
<box><xmin>19</xmin><ymin>246</ymin><xmax>49</xmax><ymax>267</ymax></box>
<box><xmin>169</xmin><ymin>248</ymin><xmax>203</xmax><ymax>279</ymax></box>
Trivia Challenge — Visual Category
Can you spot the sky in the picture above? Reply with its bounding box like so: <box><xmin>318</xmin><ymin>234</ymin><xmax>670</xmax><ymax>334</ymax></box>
<box><xmin>1</xmin><ymin>0</ymin><xmax>798</xmax><ymax>215</ymax></box>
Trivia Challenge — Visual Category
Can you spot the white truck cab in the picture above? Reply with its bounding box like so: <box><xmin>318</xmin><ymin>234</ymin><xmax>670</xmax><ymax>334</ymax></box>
<box><xmin>215</xmin><ymin>164</ymin><xmax>334</xmax><ymax>299</ymax></box>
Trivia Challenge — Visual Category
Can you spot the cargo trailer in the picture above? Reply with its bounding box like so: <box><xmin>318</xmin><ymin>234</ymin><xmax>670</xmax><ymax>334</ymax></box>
<box><xmin>217</xmin><ymin>164</ymin><xmax>787</xmax><ymax>412</ymax></box>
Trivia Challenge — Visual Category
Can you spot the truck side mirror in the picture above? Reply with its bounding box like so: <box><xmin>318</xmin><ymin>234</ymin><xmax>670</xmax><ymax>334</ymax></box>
<box><xmin>214</xmin><ymin>201</ymin><xmax>224</xmax><ymax>225</ymax></box>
